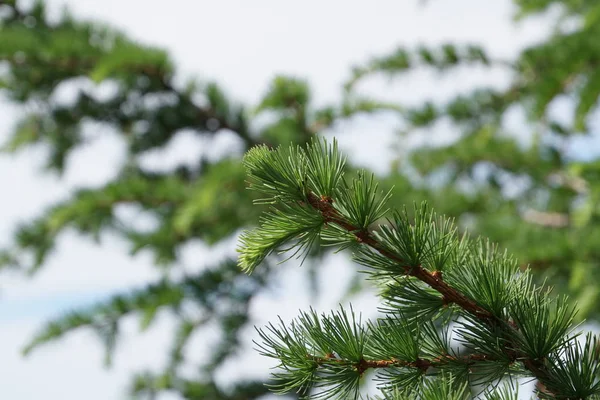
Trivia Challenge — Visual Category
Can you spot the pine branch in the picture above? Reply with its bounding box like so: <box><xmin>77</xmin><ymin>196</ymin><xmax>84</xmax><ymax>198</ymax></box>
<box><xmin>0</xmin><ymin>8</ymin><xmax>265</xmax><ymax>151</ymax></box>
<box><xmin>238</xmin><ymin>139</ymin><xmax>596</xmax><ymax>399</ymax></box>
<box><xmin>305</xmin><ymin>190</ymin><xmax>565</xmax><ymax>395</ymax></box>
<box><xmin>2</xmin><ymin>51</ymin><xmax>261</xmax><ymax>148</ymax></box>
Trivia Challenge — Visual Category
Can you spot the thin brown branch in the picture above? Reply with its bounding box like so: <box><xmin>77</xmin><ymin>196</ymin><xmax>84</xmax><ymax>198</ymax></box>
<box><xmin>310</xmin><ymin>352</ymin><xmax>494</xmax><ymax>377</ymax></box>
<box><xmin>306</xmin><ymin>192</ymin><xmax>494</xmax><ymax>320</ymax></box>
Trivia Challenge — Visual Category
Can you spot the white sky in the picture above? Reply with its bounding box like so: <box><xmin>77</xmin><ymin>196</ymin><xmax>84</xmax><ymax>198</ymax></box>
<box><xmin>0</xmin><ymin>1</ymin><xmax>553</xmax><ymax>398</ymax></box>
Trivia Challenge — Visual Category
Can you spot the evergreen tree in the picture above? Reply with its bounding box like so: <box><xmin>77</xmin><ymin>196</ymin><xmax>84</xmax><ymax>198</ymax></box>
<box><xmin>239</xmin><ymin>139</ymin><xmax>600</xmax><ymax>399</ymax></box>
<box><xmin>3</xmin><ymin>0</ymin><xmax>600</xmax><ymax>399</ymax></box>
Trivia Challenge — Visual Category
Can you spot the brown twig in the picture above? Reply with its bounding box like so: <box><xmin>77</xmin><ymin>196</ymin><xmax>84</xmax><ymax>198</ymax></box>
<box><xmin>307</xmin><ymin>192</ymin><xmax>494</xmax><ymax>320</ymax></box>
<box><xmin>310</xmin><ymin>352</ymin><xmax>492</xmax><ymax>377</ymax></box>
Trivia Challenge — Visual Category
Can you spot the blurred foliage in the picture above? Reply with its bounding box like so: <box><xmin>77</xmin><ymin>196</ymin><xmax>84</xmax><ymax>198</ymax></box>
<box><xmin>344</xmin><ymin>1</ymin><xmax>600</xmax><ymax>320</ymax></box>
<box><xmin>3</xmin><ymin>0</ymin><xmax>600</xmax><ymax>398</ymax></box>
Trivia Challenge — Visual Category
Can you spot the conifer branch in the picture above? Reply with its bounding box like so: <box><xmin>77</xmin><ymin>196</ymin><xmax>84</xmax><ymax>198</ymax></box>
<box><xmin>305</xmin><ymin>191</ymin><xmax>565</xmax><ymax>395</ymax></box>
<box><xmin>4</xmin><ymin>52</ymin><xmax>262</xmax><ymax>148</ymax></box>
<box><xmin>238</xmin><ymin>139</ymin><xmax>596</xmax><ymax>399</ymax></box>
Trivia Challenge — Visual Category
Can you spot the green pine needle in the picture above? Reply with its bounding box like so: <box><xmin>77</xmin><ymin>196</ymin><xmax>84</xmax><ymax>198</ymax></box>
<box><xmin>237</xmin><ymin>203</ymin><xmax>324</xmax><ymax>273</ymax></box>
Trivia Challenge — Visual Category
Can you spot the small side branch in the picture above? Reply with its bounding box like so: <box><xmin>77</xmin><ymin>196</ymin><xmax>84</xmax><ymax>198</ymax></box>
<box><xmin>310</xmin><ymin>353</ymin><xmax>495</xmax><ymax>377</ymax></box>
